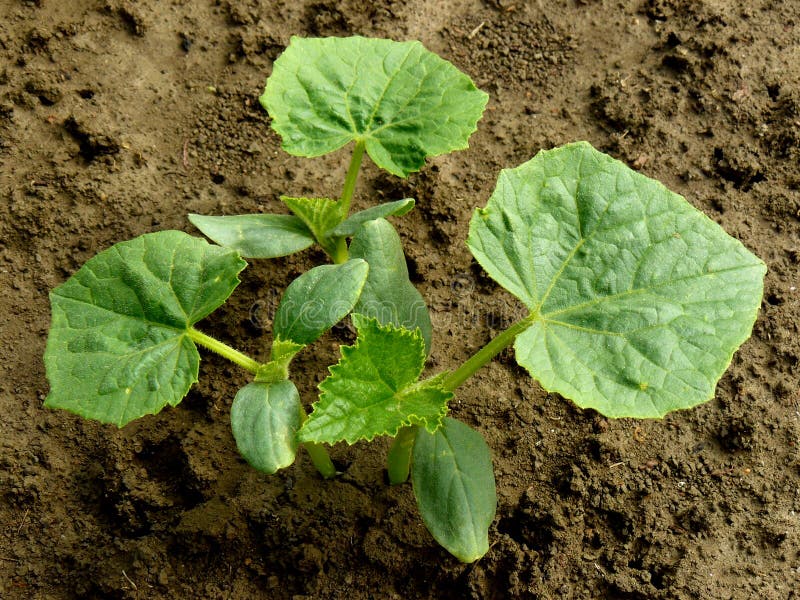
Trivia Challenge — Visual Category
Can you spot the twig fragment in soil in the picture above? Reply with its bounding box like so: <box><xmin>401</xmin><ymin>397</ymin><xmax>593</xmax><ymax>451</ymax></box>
<box><xmin>467</xmin><ymin>22</ymin><xmax>485</xmax><ymax>39</ymax></box>
<box><xmin>182</xmin><ymin>139</ymin><xmax>190</xmax><ymax>170</ymax></box>
<box><xmin>122</xmin><ymin>570</ymin><xmax>138</xmax><ymax>591</ymax></box>
<box><xmin>16</xmin><ymin>508</ymin><xmax>30</xmax><ymax>536</ymax></box>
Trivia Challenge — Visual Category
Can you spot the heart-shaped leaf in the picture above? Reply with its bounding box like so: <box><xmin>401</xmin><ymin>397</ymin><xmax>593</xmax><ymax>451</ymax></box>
<box><xmin>261</xmin><ymin>36</ymin><xmax>488</xmax><ymax>177</ymax></box>
<box><xmin>412</xmin><ymin>417</ymin><xmax>496</xmax><ymax>563</ymax></box>
<box><xmin>298</xmin><ymin>315</ymin><xmax>451</xmax><ymax>445</ymax></box>
<box><xmin>231</xmin><ymin>380</ymin><xmax>302</xmax><ymax>474</ymax></box>
<box><xmin>349</xmin><ymin>218</ymin><xmax>432</xmax><ymax>354</ymax></box>
<box><xmin>331</xmin><ymin>198</ymin><xmax>415</xmax><ymax>237</ymax></box>
<box><xmin>468</xmin><ymin>142</ymin><xmax>766</xmax><ymax>418</ymax></box>
<box><xmin>273</xmin><ymin>259</ymin><xmax>370</xmax><ymax>345</ymax></box>
<box><xmin>44</xmin><ymin>231</ymin><xmax>247</xmax><ymax>426</ymax></box>
<box><xmin>189</xmin><ymin>213</ymin><xmax>314</xmax><ymax>258</ymax></box>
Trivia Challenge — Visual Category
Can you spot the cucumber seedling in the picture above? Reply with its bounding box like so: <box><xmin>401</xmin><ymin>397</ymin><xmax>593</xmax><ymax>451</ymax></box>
<box><xmin>43</xmin><ymin>37</ymin><xmax>766</xmax><ymax>562</ymax></box>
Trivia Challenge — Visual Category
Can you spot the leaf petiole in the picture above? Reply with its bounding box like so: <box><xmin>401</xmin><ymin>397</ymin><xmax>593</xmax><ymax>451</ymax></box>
<box><xmin>339</xmin><ymin>139</ymin><xmax>366</xmax><ymax>217</ymax></box>
<box><xmin>327</xmin><ymin>140</ymin><xmax>367</xmax><ymax>264</ymax></box>
<box><xmin>187</xmin><ymin>327</ymin><xmax>262</xmax><ymax>374</ymax></box>
<box><xmin>441</xmin><ymin>314</ymin><xmax>537</xmax><ymax>392</ymax></box>
<box><xmin>298</xmin><ymin>405</ymin><xmax>337</xmax><ymax>478</ymax></box>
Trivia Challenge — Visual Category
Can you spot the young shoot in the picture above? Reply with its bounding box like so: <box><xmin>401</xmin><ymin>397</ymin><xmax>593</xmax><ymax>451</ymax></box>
<box><xmin>42</xmin><ymin>37</ymin><xmax>765</xmax><ymax>564</ymax></box>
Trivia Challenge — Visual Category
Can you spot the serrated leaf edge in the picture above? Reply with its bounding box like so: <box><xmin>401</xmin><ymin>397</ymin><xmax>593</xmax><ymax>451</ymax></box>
<box><xmin>299</xmin><ymin>316</ymin><xmax>450</xmax><ymax>445</ymax></box>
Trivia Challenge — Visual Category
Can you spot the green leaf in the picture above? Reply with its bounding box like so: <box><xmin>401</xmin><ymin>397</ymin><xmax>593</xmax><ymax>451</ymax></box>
<box><xmin>298</xmin><ymin>316</ymin><xmax>451</xmax><ymax>445</ymax></box>
<box><xmin>44</xmin><ymin>231</ymin><xmax>247</xmax><ymax>426</ymax></box>
<box><xmin>255</xmin><ymin>339</ymin><xmax>305</xmax><ymax>384</ymax></box>
<box><xmin>231</xmin><ymin>381</ymin><xmax>301</xmax><ymax>474</ymax></box>
<box><xmin>412</xmin><ymin>417</ymin><xmax>496</xmax><ymax>563</ymax></box>
<box><xmin>349</xmin><ymin>218</ymin><xmax>432</xmax><ymax>354</ymax></box>
<box><xmin>261</xmin><ymin>36</ymin><xmax>489</xmax><ymax>177</ymax></box>
<box><xmin>281</xmin><ymin>196</ymin><xmax>343</xmax><ymax>252</ymax></box>
<box><xmin>467</xmin><ymin>141</ymin><xmax>767</xmax><ymax>418</ymax></box>
<box><xmin>273</xmin><ymin>259</ymin><xmax>369</xmax><ymax>345</ymax></box>
<box><xmin>188</xmin><ymin>213</ymin><xmax>314</xmax><ymax>258</ymax></box>
<box><xmin>331</xmin><ymin>198</ymin><xmax>416</xmax><ymax>237</ymax></box>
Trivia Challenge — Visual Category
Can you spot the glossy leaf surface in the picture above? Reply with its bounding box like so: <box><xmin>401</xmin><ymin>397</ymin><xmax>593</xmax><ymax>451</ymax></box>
<box><xmin>273</xmin><ymin>259</ymin><xmax>369</xmax><ymax>345</ymax></box>
<box><xmin>412</xmin><ymin>418</ymin><xmax>496</xmax><ymax>563</ymax></box>
<box><xmin>349</xmin><ymin>218</ymin><xmax>432</xmax><ymax>353</ymax></box>
<box><xmin>189</xmin><ymin>213</ymin><xmax>314</xmax><ymax>258</ymax></box>
<box><xmin>231</xmin><ymin>381</ymin><xmax>301</xmax><ymax>474</ymax></box>
<box><xmin>331</xmin><ymin>198</ymin><xmax>415</xmax><ymax>237</ymax></box>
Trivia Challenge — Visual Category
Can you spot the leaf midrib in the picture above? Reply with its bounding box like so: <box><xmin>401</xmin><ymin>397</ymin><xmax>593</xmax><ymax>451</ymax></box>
<box><xmin>362</xmin><ymin>43</ymin><xmax>417</xmax><ymax>133</ymax></box>
<box><xmin>437</xmin><ymin>432</ymin><xmax>481</xmax><ymax>555</ymax></box>
<box><xmin>538</xmin><ymin>262</ymin><xmax>762</xmax><ymax>322</ymax></box>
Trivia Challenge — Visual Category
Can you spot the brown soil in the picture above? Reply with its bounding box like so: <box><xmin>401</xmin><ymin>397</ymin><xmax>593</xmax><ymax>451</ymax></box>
<box><xmin>2</xmin><ymin>0</ymin><xmax>799</xmax><ymax>598</ymax></box>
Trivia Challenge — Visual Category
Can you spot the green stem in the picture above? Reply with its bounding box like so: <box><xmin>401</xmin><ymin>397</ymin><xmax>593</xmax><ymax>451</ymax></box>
<box><xmin>188</xmin><ymin>327</ymin><xmax>261</xmax><ymax>374</ymax></box>
<box><xmin>330</xmin><ymin>237</ymin><xmax>349</xmax><ymax>264</ymax></box>
<box><xmin>326</xmin><ymin>140</ymin><xmax>366</xmax><ymax>265</ymax></box>
<box><xmin>442</xmin><ymin>315</ymin><xmax>537</xmax><ymax>392</ymax></box>
<box><xmin>190</xmin><ymin>329</ymin><xmax>335</xmax><ymax>477</ymax></box>
<box><xmin>387</xmin><ymin>425</ymin><xmax>417</xmax><ymax>485</ymax></box>
<box><xmin>298</xmin><ymin>405</ymin><xmax>337</xmax><ymax>479</ymax></box>
<box><xmin>339</xmin><ymin>140</ymin><xmax>366</xmax><ymax>217</ymax></box>
<box><xmin>303</xmin><ymin>442</ymin><xmax>337</xmax><ymax>479</ymax></box>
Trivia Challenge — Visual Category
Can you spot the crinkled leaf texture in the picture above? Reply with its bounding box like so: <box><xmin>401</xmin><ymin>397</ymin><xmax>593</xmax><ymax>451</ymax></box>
<box><xmin>261</xmin><ymin>36</ymin><xmax>489</xmax><ymax>177</ymax></box>
<box><xmin>281</xmin><ymin>196</ymin><xmax>342</xmax><ymax>239</ymax></box>
<box><xmin>281</xmin><ymin>196</ymin><xmax>342</xmax><ymax>254</ymax></box>
<box><xmin>231</xmin><ymin>381</ymin><xmax>301</xmax><ymax>474</ymax></box>
<box><xmin>412</xmin><ymin>417</ymin><xmax>496</xmax><ymax>563</ymax></box>
<box><xmin>468</xmin><ymin>142</ymin><xmax>766</xmax><ymax>418</ymax></box>
<box><xmin>273</xmin><ymin>259</ymin><xmax>369</xmax><ymax>345</ymax></box>
<box><xmin>298</xmin><ymin>315</ymin><xmax>451</xmax><ymax>445</ymax></box>
<box><xmin>188</xmin><ymin>213</ymin><xmax>314</xmax><ymax>258</ymax></box>
<box><xmin>44</xmin><ymin>231</ymin><xmax>247</xmax><ymax>426</ymax></box>
<box><xmin>349</xmin><ymin>218</ymin><xmax>432</xmax><ymax>354</ymax></box>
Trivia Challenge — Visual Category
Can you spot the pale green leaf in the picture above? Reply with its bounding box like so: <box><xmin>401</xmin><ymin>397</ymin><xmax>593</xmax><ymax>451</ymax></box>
<box><xmin>44</xmin><ymin>231</ymin><xmax>247</xmax><ymax>426</ymax></box>
<box><xmin>349</xmin><ymin>218</ymin><xmax>432</xmax><ymax>353</ymax></box>
<box><xmin>281</xmin><ymin>196</ymin><xmax>343</xmax><ymax>252</ymax></box>
<box><xmin>189</xmin><ymin>213</ymin><xmax>314</xmax><ymax>258</ymax></box>
<box><xmin>298</xmin><ymin>316</ymin><xmax>451</xmax><ymax>445</ymax></box>
<box><xmin>261</xmin><ymin>36</ymin><xmax>488</xmax><ymax>177</ymax></box>
<box><xmin>467</xmin><ymin>142</ymin><xmax>767</xmax><ymax>418</ymax></box>
<box><xmin>231</xmin><ymin>381</ymin><xmax>301</xmax><ymax>474</ymax></box>
<box><xmin>331</xmin><ymin>198</ymin><xmax>416</xmax><ymax>237</ymax></box>
<box><xmin>412</xmin><ymin>417</ymin><xmax>496</xmax><ymax>563</ymax></box>
<box><xmin>255</xmin><ymin>339</ymin><xmax>305</xmax><ymax>384</ymax></box>
<box><xmin>273</xmin><ymin>259</ymin><xmax>369</xmax><ymax>345</ymax></box>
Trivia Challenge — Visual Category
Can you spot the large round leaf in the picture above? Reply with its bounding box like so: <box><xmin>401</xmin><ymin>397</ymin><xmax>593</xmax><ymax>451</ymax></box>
<box><xmin>261</xmin><ymin>36</ymin><xmax>489</xmax><ymax>177</ymax></box>
<box><xmin>44</xmin><ymin>231</ymin><xmax>247</xmax><ymax>426</ymax></box>
<box><xmin>468</xmin><ymin>142</ymin><xmax>766</xmax><ymax>418</ymax></box>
